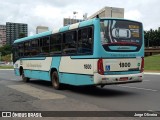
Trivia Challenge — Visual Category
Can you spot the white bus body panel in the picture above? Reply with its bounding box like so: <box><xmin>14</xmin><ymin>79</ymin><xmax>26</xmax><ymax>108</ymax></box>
<box><xmin>59</xmin><ymin>57</ymin><xmax>94</xmax><ymax>75</ymax></box>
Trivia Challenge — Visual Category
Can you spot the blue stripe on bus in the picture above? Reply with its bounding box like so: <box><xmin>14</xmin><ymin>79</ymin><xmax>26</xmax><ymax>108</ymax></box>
<box><xmin>59</xmin><ymin>73</ymin><xmax>94</xmax><ymax>86</ymax></box>
<box><xmin>59</xmin><ymin>26</ymin><xmax>69</xmax><ymax>32</ymax></box>
<box><xmin>14</xmin><ymin>68</ymin><xmax>20</xmax><ymax>76</ymax></box>
<box><xmin>23</xmin><ymin>69</ymin><xmax>94</xmax><ymax>85</ymax></box>
<box><xmin>21</xmin><ymin>57</ymin><xmax>46</xmax><ymax>60</ymax></box>
<box><xmin>50</xmin><ymin>57</ymin><xmax>61</xmax><ymax>70</ymax></box>
<box><xmin>108</xmin><ymin>46</ymin><xmax>137</xmax><ymax>51</ymax></box>
<box><xmin>24</xmin><ymin>69</ymin><xmax>50</xmax><ymax>81</ymax></box>
<box><xmin>79</xmin><ymin>19</ymin><xmax>93</xmax><ymax>27</ymax></box>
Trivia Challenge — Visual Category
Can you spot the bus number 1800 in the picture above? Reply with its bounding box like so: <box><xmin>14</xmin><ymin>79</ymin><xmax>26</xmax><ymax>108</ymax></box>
<box><xmin>84</xmin><ymin>64</ymin><xmax>92</xmax><ymax>69</ymax></box>
<box><xmin>119</xmin><ymin>62</ymin><xmax>131</xmax><ymax>68</ymax></box>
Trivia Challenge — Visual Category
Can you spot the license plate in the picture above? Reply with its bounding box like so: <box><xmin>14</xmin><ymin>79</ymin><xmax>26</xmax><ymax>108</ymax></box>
<box><xmin>119</xmin><ymin>77</ymin><xmax>128</xmax><ymax>81</ymax></box>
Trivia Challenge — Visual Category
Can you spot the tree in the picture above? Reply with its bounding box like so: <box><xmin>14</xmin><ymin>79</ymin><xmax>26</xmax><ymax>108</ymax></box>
<box><xmin>0</xmin><ymin>45</ymin><xmax>12</xmax><ymax>56</ymax></box>
<box><xmin>2</xmin><ymin>54</ymin><xmax>12</xmax><ymax>62</ymax></box>
<box><xmin>144</xmin><ymin>28</ymin><xmax>160</xmax><ymax>47</ymax></box>
<box><xmin>19</xmin><ymin>33</ymin><xmax>26</xmax><ymax>38</ymax></box>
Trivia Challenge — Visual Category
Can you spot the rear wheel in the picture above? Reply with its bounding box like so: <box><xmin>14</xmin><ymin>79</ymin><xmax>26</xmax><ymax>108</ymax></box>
<box><xmin>51</xmin><ymin>71</ymin><xmax>62</xmax><ymax>90</ymax></box>
<box><xmin>21</xmin><ymin>70</ymin><xmax>30</xmax><ymax>82</ymax></box>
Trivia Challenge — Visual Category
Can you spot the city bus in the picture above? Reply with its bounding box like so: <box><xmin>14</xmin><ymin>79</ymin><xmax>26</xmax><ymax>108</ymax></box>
<box><xmin>13</xmin><ymin>17</ymin><xmax>144</xmax><ymax>89</ymax></box>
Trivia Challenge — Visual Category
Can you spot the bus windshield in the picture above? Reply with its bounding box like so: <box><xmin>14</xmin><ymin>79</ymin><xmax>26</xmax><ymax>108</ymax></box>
<box><xmin>100</xmin><ymin>19</ymin><xmax>143</xmax><ymax>52</ymax></box>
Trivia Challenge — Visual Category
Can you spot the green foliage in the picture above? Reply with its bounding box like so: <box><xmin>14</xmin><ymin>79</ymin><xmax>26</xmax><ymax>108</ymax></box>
<box><xmin>0</xmin><ymin>45</ymin><xmax>12</xmax><ymax>56</ymax></box>
<box><xmin>1</xmin><ymin>54</ymin><xmax>12</xmax><ymax>62</ymax></box>
<box><xmin>144</xmin><ymin>28</ymin><xmax>160</xmax><ymax>47</ymax></box>
<box><xmin>19</xmin><ymin>33</ymin><xmax>26</xmax><ymax>38</ymax></box>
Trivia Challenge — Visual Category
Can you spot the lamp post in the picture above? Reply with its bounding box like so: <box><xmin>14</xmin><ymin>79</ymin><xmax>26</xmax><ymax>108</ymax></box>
<box><xmin>73</xmin><ymin>11</ymin><xmax>78</xmax><ymax>19</ymax></box>
<box><xmin>111</xmin><ymin>7</ymin><xmax>112</xmax><ymax>18</ymax></box>
<box><xmin>73</xmin><ymin>11</ymin><xmax>78</xmax><ymax>23</ymax></box>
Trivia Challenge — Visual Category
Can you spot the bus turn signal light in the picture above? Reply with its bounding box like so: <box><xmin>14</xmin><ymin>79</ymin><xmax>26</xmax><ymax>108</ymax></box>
<box><xmin>97</xmin><ymin>58</ymin><xmax>104</xmax><ymax>75</ymax></box>
<box><xmin>141</xmin><ymin>57</ymin><xmax>144</xmax><ymax>73</ymax></box>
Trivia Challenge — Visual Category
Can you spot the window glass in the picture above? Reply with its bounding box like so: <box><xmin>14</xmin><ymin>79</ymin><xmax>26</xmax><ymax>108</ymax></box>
<box><xmin>24</xmin><ymin>41</ymin><xmax>31</xmax><ymax>56</ymax></box>
<box><xmin>39</xmin><ymin>37</ymin><xmax>50</xmax><ymax>56</ymax></box>
<box><xmin>100</xmin><ymin>20</ymin><xmax>142</xmax><ymax>52</ymax></box>
<box><xmin>31</xmin><ymin>39</ymin><xmax>39</xmax><ymax>56</ymax></box>
<box><xmin>50</xmin><ymin>34</ymin><xmax>62</xmax><ymax>55</ymax></box>
<box><xmin>78</xmin><ymin>27</ymin><xmax>93</xmax><ymax>54</ymax></box>
<box><xmin>18</xmin><ymin>43</ymin><xmax>24</xmax><ymax>57</ymax></box>
<box><xmin>13</xmin><ymin>44</ymin><xmax>19</xmax><ymax>62</ymax></box>
<box><xmin>62</xmin><ymin>31</ymin><xmax>77</xmax><ymax>55</ymax></box>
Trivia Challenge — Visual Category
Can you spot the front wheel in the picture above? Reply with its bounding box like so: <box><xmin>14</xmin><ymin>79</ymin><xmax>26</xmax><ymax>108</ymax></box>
<box><xmin>22</xmin><ymin>70</ymin><xmax>30</xmax><ymax>82</ymax></box>
<box><xmin>51</xmin><ymin>71</ymin><xmax>62</xmax><ymax>90</ymax></box>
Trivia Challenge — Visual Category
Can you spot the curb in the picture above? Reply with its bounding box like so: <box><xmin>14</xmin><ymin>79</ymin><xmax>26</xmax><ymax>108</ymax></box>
<box><xmin>0</xmin><ymin>69</ymin><xmax>14</xmax><ymax>70</ymax></box>
<box><xmin>144</xmin><ymin>72</ymin><xmax>160</xmax><ymax>75</ymax></box>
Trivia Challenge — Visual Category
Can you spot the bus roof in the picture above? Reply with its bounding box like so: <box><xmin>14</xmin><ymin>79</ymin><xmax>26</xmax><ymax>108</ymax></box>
<box><xmin>13</xmin><ymin>17</ymin><xmax>142</xmax><ymax>44</ymax></box>
<box><xmin>14</xmin><ymin>18</ymin><xmax>95</xmax><ymax>44</ymax></box>
<box><xmin>14</xmin><ymin>31</ymin><xmax>52</xmax><ymax>44</ymax></box>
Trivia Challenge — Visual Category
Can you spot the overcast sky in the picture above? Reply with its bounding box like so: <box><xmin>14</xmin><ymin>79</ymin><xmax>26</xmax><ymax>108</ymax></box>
<box><xmin>0</xmin><ymin>0</ymin><xmax>160</xmax><ymax>35</ymax></box>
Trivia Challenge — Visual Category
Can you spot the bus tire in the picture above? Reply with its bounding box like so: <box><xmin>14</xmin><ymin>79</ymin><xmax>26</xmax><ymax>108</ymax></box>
<box><xmin>51</xmin><ymin>71</ymin><xmax>61</xmax><ymax>90</ymax></box>
<box><xmin>22</xmin><ymin>70</ymin><xmax>30</xmax><ymax>82</ymax></box>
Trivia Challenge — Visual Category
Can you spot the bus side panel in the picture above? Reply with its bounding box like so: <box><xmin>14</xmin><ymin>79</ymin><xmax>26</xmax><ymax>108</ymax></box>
<box><xmin>50</xmin><ymin>57</ymin><xmax>61</xmax><ymax>79</ymax></box>
<box><xmin>59</xmin><ymin>56</ymin><xmax>94</xmax><ymax>85</ymax></box>
<box><xmin>60</xmin><ymin>73</ymin><xmax>94</xmax><ymax>86</ymax></box>
<box><xmin>14</xmin><ymin>60</ymin><xmax>21</xmax><ymax>76</ymax></box>
<box><xmin>50</xmin><ymin>57</ymin><xmax>61</xmax><ymax>69</ymax></box>
<box><xmin>14</xmin><ymin>68</ymin><xmax>20</xmax><ymax>76</ymax></box>
<box><xmin>24</xmin><ymin>70</ymin><xmax>50</xmax><ymax>81</ymax></box>
<box><xmin>22</xmin><ymin>57</ymin><xmax>52</xmax><ymax>80</ymax></box>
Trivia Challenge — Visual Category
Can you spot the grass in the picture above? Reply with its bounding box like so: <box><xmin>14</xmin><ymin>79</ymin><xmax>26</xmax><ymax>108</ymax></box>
<box><xmin>144</xmin><ymin>54</ymin><xmax>160</xmax><ymax>72</ymax></box>
<box><xmin>0</xmin><ymin>65</ymin><xmax>13</xmax><ymax>69</ymax></box>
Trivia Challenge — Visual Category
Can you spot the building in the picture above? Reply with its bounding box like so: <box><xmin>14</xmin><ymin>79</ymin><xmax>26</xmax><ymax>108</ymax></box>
<box><xmin>63</xmin><ymin>18</ymin><xmax>83</xmax><ymax>26</ymax></box>
<box><xmin>88</xmin><ymin>6</ymin><xmax>124</xmax><ymax>19</ymax></box>
<box><xmin>0</xmin><ymin>25</ymin><xmax>6</xmax><ymax>47</ymax></box>
<box><xmin>36</xmin><ymin>26</ymin><xmax>49</xmax><ymax>34</ymax></box>
<box><xmin>6</xmin><ymin>22</ymin><xmax>28</xmax><ymax>45</ymax></box>
<box><xmin>63</xmin><ymin>6</ymin><xmax>124</xmax><ymax>26</ymax></box>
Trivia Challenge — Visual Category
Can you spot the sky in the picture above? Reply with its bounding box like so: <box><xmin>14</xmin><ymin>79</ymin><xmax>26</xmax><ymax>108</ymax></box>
<box><xmin>0</xmin><ymin>0</ymin><xmax>160</xmax><ymax>35</ymax></box>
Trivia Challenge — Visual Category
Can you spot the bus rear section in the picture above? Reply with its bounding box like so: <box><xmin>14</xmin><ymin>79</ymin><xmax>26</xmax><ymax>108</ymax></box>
<box><xmin>93</xmin><ymin>58</ymin><xmax>144</xmax><ymax>85</ymax></box>
<box><xmin>93</xmin><ymin>19</ymin><xmax>144</xmax><ymax>86</ymax></box>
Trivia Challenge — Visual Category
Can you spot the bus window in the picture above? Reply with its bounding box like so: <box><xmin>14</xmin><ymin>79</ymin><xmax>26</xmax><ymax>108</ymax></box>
<box><xmin>42</xmin><ymin>37</ymin><xmax>50</xmax><ymax>55</ymax></box>
<box><xmin>100</xmin><ymin>20</ymin><xmax>142</xmax><ymax>52</ymax></box>
<box><xmin>62</xmin><ymin>31</ymin><xmax>77</xmax><ymax>55</ymax></box>
<box><xmin>24</xmin><ymin>41</ymin><xmax>31</xmax><ymax>57</ymax></box>
<box><xmin>50</xmin><ymin>34</ymin><xmax>62</xmax><ymax>55</ymax></box>
<box><xmin>31</xmin><ymin>39</ymin><xmax>39</xmax><ymax>56</ymax></box>
<box><xmin>13</xmin><ymin>44</ymin><xmax>19</xmax><ymax>62</ymax></box>
<box><xmin>39</xmin><ymin>37</ymin><xmax>50</xmax><ymax>56</ymax></box>
<box><xmin>78</xmin><ymin>27</ymin><xmax>93</xmax><ymax>54</ymax></box>
<box><xmin>18</xmin><ymin>43</ymin><xmax>24</xmax><ymax>57</ymax></box>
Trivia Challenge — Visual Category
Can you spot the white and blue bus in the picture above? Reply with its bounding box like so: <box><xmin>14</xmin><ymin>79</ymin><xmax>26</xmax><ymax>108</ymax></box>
<box><xmin>13</xmin><ymin>17</ymin><xmax>144</xmax><ymax>89</ymax></box>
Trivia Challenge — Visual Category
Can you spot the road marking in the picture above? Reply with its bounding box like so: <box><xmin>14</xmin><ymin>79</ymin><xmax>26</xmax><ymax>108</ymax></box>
<box><xmin>118</xmin><ymin>85</ymin><xmax>158</xmax><ymax>92</ymax></box>
<box><xmin>8</xmin><ymin>84</ymin><xmax>66</xmax><ymax>100</ymax></box>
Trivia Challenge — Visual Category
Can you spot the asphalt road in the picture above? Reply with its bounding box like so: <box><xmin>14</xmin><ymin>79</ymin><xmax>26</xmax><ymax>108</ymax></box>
<box><xmin>0</xmin><ymin>70</ymin><xmax>160</xmax><ymax>119</ymax></box>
